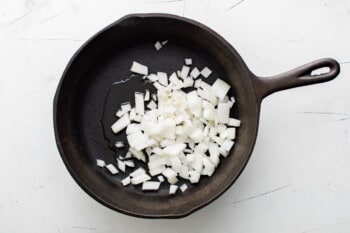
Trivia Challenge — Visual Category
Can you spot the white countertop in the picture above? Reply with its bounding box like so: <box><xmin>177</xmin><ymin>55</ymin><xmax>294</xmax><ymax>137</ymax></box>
<box><xmin>1</xmin><ymin>0</ymin><xmax>349</xmax><ymax>232</ymax></box>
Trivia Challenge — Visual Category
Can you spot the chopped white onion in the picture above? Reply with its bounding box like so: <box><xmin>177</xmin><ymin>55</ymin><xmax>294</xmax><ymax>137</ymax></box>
<box><xmin>115</xmin><ymin>141</ymin><xmax>125</xmax><ymax>148</ymax></box>
<box><xmin>157</xmin><ymin>175</ymin><xmax>165</xmax><ymax>182</ymax></box>
<box><xmin>107</xmin><ymin>58</ymin><xmax>241</xmax><ymax>195</ymax></box>
<box><xmin>201</xmin><ymin>67</ymin><xmax>212</xmax><ymax>78</ymax></box>
<box><xmin>157</xmin><ymin>72</ymin><xmax>168</xmax><ymax>86</ymax></box>
<box><xmin>130</xmin><ymin>61</ymin><xmax>148</xmax><ymax>75</ymax></box>
<box><xmin>211</xmin><ymin>78</ymin><xmax>231</xmax><ymax>100</ymax></box>
<box><xmin>121</xmin><ymin>102</ymin><xmax>131</xmax><ymax>112</ymax></box>
<box><xmin>185</xmin><ymin>58</ymin><xmax>192</xmax><ymax>65</ymax></box>
<box><xmin>96</xmin><ymin>159</ymin><xmax>106</xmax><ymax>168</ymax></box>
<box><xmin>106</xmin><ymin>164</ymin><xmax>118</xmax><ymax>175</ymax></box>
<box><xmin>228</xmin><ymin>118</ymin><xmax>241</xmax><ymax>127</ymax></box>
<box><xmin>116</xmin><ymin>110</ymin><xmax>124</xmax><ymax>117</ymax></box>
<box><xmin>180</xmin><ymin>65</ymin><xmax>190</xmax><ymax>79</ymax></box>
<box><xmin>135</xmin><ymin>92</ymin><xmax>145</xmax><ymax>115</ymax></box>
<box><xmin>149</xmin><ymin>165</ymin><xmax>166</xmax><ymax>176</ymax></box>
<box><xmin>125</xmin><ymin>151</ymin><xmax>132</xmax><ymax>159</ymax></box>
<box><xmin>147</xmin><ymin>100</ymin><xmax>157</xmax><ymax>110</ymax></box>
<box><xmin>154</xmin><ymin>41</ymin><xmax>162</xmax><ymax>51</ymax></box>
<box><xmin>162</xmin><ymin>168</ymin><xmax>178</xmax><ymax>184</ymax></box>
<box><xmin>117</xmin><ymin>159</ymin><xmax>126</xmax><ymax>172</ymax></box>
<box><xmin>111</xmin><ymin>114</ymin><xmax>130</xmax><ymax>134</ymax></box>
<box><xmin>129</xmin><ymin>167</ymin><xmax>146</xmax><ymax>177</ymax></box>
<box><xmin>190</xmin><ymin>67</ymin><xmax>200</xmax><ymax>79</ymax></box>
<box><xmin>124</xmin><ymin>160</ymin><xmax>135</xmax><ymax>168</ymax></box>
<box><xmin>169</xmin><ymin>184</ymin><xmax>178</xmax><ymax>194</ymax></box>
<box><xmin>144</xmin><ymin>89</ymin><xmax>150</xmax><ymax>101</ymax></box>
<box><xmin>180</xmin><ymin>183</ymin><xmax>188</xmax><ymax>192</ymax></box>
<box><xmin>222</xmin><ymin>139</ymin><xmax>234</xmax><ymax>152</ymax></box>
<box><xmin>131</xmin><ymin>173</ymin><xmax>151</xmax><ymax>185</ymax></box>
<box><xmin>147</xmin><ymin>74</ymin><xmax>158</xmax><ymax>82</ymax></box>
<box><xmin>121</xmin><ymin>176</ymin><xmax>131</xmax><ymax>186</ymax></box>
<box><xmin>217</xmin><ymin>103</ymin><xmax>231</xmax><ymax>124</ymax></box>
<box><xmin>142</xmin><ymin>181</ymin><xmax>161</xmax><ymax>190</ymax></box>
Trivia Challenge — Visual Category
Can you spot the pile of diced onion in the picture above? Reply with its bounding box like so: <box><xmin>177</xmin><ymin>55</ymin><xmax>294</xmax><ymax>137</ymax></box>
<box><xmin>96</xmin><ymin>41</ymin><xmax>240</xmax><ymax>195</ymax></box>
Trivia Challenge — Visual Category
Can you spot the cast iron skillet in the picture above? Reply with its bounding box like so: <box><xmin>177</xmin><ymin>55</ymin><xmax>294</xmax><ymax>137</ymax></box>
<box><xmin>54</xmin><ymin>13</ymin><xmax>340</xmax><ymax>218</ymax></box>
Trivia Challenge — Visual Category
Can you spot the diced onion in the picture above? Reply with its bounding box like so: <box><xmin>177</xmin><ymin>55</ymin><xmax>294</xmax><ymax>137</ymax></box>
<box><xmin>212</xmin><ymin>78</ymin><xmax>231</xmax><ymax>100</ymax></box>
<box><xmin>169</xmin><ymin>184</ymin><xmax>178</xmax><ymax>194</ymax></box>
<box><xmin>130</xmin><ymin>61</ymin><xmax>148</xmax><ymax>75</ymax></box>
<box><xmin>180</xmin><ymin>183</ymin><xmax>188</xmax><ymax>192</ymax></box>
<box><xmin>106</xmin><ymin>58</ymin><xmax>241</xmax><ymax>195</ymax></box>
<box><xmin>180</xmin><ymin>66</ymin><xmax>190</xmax><ymax>79</ymax></box>
<box><xmin>96</xmin><ymin>159</ymin><xmax>106</xmax><ymax>168</ymax></box>
<box><xmin>111</xmin><ymin>114</ymin><xmax>130</xmax><ymax>134</ymax></box>
<box><xmin>106</xmin><ymin>164</ymin><xmax>118</xmax><ymax>175</ymax></box>
<box><xmin>142</xmin><ymin>181</ymin><xmax>161</xmax><ymax>190</ymax></box>
<box><xmin>185</xmin><ymin>58</ymin><xmax>192</xmax><ymax>65</ymax></box>
<box><xmin>122</xmin><ymin>176</ymin><xmax>130</xmax><ymax>186</ymax></box>
<box><xmin>154</xmin><ymin>41</ymin><xmax>162</xmax><ymax>51</ymax></box>
<box><xmin>200</xmin><ymin>67</ymin><xmax>212</xmax><ymax>78</ymax></box>
<box><xmin>131</xmin><ymin>173</ymin><xmax>151</xmax><ymax>185</ymax></box>
<box><xmin>115</xmin><ymin>141</ymin><xmax>125</xmax><ymax>148</ymax></box>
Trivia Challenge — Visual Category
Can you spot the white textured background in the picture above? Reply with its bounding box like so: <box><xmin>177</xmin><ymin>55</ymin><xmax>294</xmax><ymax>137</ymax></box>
<box><xmin>0</xmin><ymin>0</ymin><xmax>349</xmax><ymax>232</ymax></box>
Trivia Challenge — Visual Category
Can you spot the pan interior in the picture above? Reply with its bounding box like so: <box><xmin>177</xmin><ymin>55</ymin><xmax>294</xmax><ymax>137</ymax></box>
<box><xmin>55</xmin><ymin>15</ymin><xmax>259</xmax><ymax>217</ymax></box>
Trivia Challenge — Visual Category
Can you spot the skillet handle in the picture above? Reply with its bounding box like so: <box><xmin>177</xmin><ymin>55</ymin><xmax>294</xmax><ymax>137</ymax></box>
<box><xmin>253</xmin><ymin>58</ymin><xmax>340</xmax><ymax>100</ymax></box>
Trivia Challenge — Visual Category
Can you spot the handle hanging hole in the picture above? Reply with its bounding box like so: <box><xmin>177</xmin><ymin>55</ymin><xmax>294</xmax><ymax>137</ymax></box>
<box><xmin>310</xmin><ymin>67</ymin><xmax>331</xmax><ymax>76</ymax></box>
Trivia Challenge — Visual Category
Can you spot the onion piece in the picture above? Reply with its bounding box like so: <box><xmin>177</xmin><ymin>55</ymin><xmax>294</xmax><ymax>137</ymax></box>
<box><xmin>147</xmin><ymin>74</ymin><xmax>158</xmax><ymax>82</ymax></box>
<box><xmin>217</xmin><ymin>103</ymin><xmax>231</xmax><ymax>124</ymax></box>
<box><xmin>111</xmin><ymin>114</ymin><xmax>130</xmax><ymax>134</ymax></box>
<box><xmin>144</xmin><ymin>89</ymin><xmax>150</xmax><ymax>101</ymax></box>
<box><xmin>131</xmin><ymin>173</ymin><xmax>151</xmax><ymax>185</ymax></box>
<box><xmin>220</xmin><ymin>128</ymin><xmax>236</xmax><ymax>139</ymax></box>
<box><xmin>121</xmin><ymin>102</ymin><xmax>131</xmax><ymax>112</ymax></box>
<box><xmin>117</xmin><ymin>159</ymin><xmax>126</xmax><ymax>172</ymax></box>
<box><xmin>154</xmin><ymin>41</ymin><xmax>162</xmax><ymax>51</ymax></box>
<box><xmin>125</xmin><ymin>151</ymin><xmax>132</xmax><ymax>159</ymax></box>
<box><xmin>157</xmin><ymin>175</ymin><xmax>165</xmax><ymax>182</ymax></box>
<box><xmin>169</xmin><ymin>184</ymin><xmax>178</xmax><ymax>195</ymax></box>
<box><xmin>115</xmin><ymin>141</ymin><xmax>125</xmax><ymax>148</ymax></box>
<box><xmin>96</xmin><ymin>159</ymin><xmax>106</xmax><ymax>168</ymax></box>
<box><xmin>185</xmin><ymin>58</ymin><xmax>192</xmax><ymax>65</ymax></box>
<box><xmin>180</xmin><ymin>184</ymin><xmax>188</xmax><ymax>192</ymax></box>
<box><xmin>124</xmin><ymin>160</ymin><xmax>135</xmax><ymax>168</ymax></box>
<box><xmin>190</xmin><ymin>67</ymin><xmax>200</xmax><ymax>79</ymax></box>
<box><xmin>222</xmin><ymin>139</ymin><xmax>234</xmax><ymax>152</ymax></box>
<box><xmin>121</xmin><ymin>176</ymin><xmax>131</xmax><ymax>186</ymax></box>
<box><xmin>129</xmin><ymin>108</ymin><xmax>136</xmax><ymax>121</ymax></box>
<box><xmin>200</xmin><ymin>67</ymin><xmax>212</xmax><ymax>78</ymax></box>
<box><xmin>116</xmin><ymin>110</ymin><xmax>124</xmax><ymax>117</ymax></box>
<box><xmin>212</xmin><ymin>78</ymin><xmax>231</xmax><ymax>100</ymax></box>
<box><xmin>228</xmin><ymin>118</ymin><xmax>241</xmax><ymax>127</ymax></box>
<box><xmin>142</xmin><ymin>181</ymin><xmax>161</xmax><ymax>190</ymax></box>
<box><xmin>189</xmin><ymin>170</ymin><xmax>200</xmax><ymax>183</ymax></box>
<box><xmin>135</xmin><ymin>92</ymin><xmax>145</xmax><ymax>115</ymax></box>
<box><xmin>147</xmin><ymin>100</ymin><xmax>157</xmax><ymax>110</ymax></box>
<box><xmin>149</xmin><ymin>165</ymin><xmax>166</xmax><ymax>176</ymax></box>
<box><xmin>180</xmin><ymin>65</ymin><xmax>190</xmax><ymax>79</ymax></box>
<box><xmin>130</xmin><ymin>61</ymin><xmax>148</xmax><ymax>75</ymax></box>
<box><xmin>162</xmin><ymin>168</ymin><xmax>178</xmax><ymax>184</ymax></box>
<box><xmin>194</xmin><ymin>78</ymin><xmax>202</xmax><ymax>87</ymax></box>
<box><xmin>157</xmin><ymin>72</ymin><xmax>168</xmax><ymax>86</ymax></box>
<box><xmin>162</xmin><ymin>143</ymin><xmax>186</xmax><ymax>157</ymax></box>
<box><xmin>129</xmin><ymin>167</ymin><xmax>146</xmax><ymax>177</ymax></box>
<box><xmin>106</xmin><ymin>164</ymin><xmax>118</xmax><ymax>175</ymax></box>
